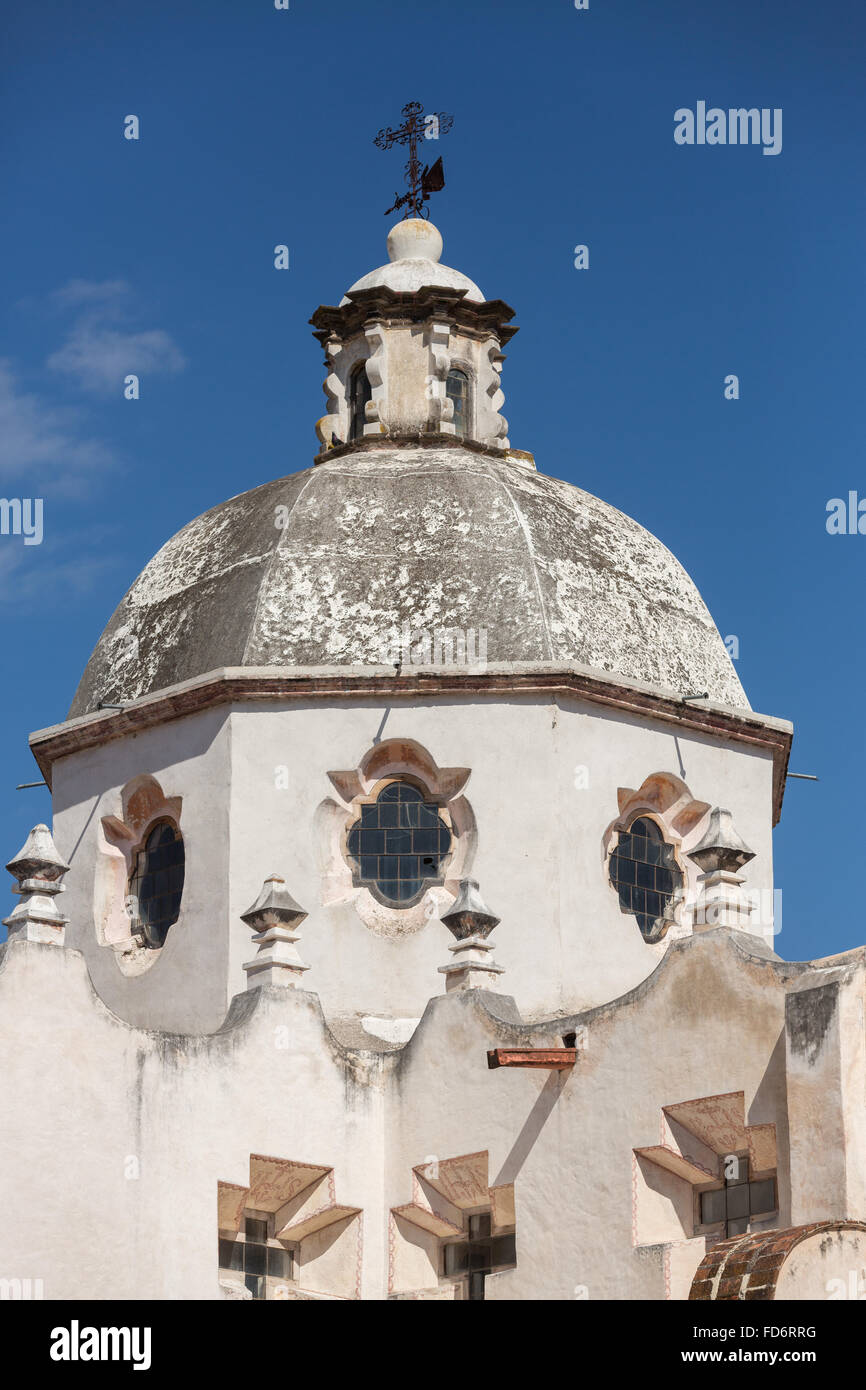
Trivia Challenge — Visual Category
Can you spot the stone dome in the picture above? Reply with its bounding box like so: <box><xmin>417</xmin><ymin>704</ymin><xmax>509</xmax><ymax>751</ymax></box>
<box><xmin>340</xmin><ymin>217</ymin><xmax>484</xmax><ymax>305</ymax></box>
<box><xmin>69</xmin><ymin>446</ymin><xmax>748</xmax><ymax>717</ymax></box>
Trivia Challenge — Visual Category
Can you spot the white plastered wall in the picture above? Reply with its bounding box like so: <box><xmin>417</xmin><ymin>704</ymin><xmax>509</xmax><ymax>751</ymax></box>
<box><xmin>47</xmin><ymin>692</ymin><xmax>777</xmax><ymax>1035</ymax></box>
<box><xmin>0</xmin><ymin>931</ymin><xmax>861</xmax><ymax>1300</ymax></box>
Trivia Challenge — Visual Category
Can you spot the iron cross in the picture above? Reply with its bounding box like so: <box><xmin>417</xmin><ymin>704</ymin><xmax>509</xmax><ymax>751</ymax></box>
<box><xmin>374</xmin><ymin>101</ymin><xmax>453</xmax><ymax>217</ymax></box>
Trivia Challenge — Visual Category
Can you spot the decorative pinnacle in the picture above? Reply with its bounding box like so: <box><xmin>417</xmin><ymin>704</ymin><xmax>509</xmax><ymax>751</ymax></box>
<box><xmin>440</xmin><ymin>877</ymin><xmax>500</xmax><ymax>940</ymax></box>
<box><xmin>688</xmin><ymin>809</ymin><xmax>756</xmax><ymax>934</ymax></box>
<box><xmin>241</xmin><ymin>874</ymin><xmax>310</xmax><ymax>990</ymax></box>
<box><xmin>438</xmin><ymin>878</ymin><xmax>504</xmax><ymax>993</ymax></box>
<box><xmin>4</xmin><ymin>824</ymin><xmax>70</xmax><ymax>945</ymax></box>
<box><xmin>6</xmin><ymin>824</ymin><xmax>70</xmax><ymax>884</ymax></box>
<box><xmin>374</xmin><ymin>100</ymin><xmax>453</xmax><ymax>218</ymax></box>
<box><xmin>241</xmin><ymin>874</ymin><xmax>307</xmax><ymax>932</ymax></box>
<box><xmin>688</xmin><ymin>808</ymin><xmax>755</xmax><ymax>874</ymax></box>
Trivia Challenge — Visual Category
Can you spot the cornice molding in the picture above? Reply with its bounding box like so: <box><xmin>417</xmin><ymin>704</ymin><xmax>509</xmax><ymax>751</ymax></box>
<box><xmin>30</xmin><ymin>662</ymin><xmax>792</xmax><ymax>821</ymax></box>
<box><xmin>310</xmin><ymin>284</ymin><xmax>518</xmax><ymax>348</ymax></box>
<box><xmin>312</xmin><ymin>431</ymin><xmax>526</xmax><ymax>466</ymax></box>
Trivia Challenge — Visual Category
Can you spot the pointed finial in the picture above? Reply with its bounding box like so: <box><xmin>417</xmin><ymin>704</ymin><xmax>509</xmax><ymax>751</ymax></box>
<box><xmin>440</xmin><ymin>878</ymin><xmax>500</xmax><ymax>940</ymax></box>
<box><xmin>6</xmin><ymin>824</ymin><xmax>70</xmax><ymax>883</ymax></box>
<box><xmin>241</xmin><ymin>874</ymin><xmax>310</xmax><ymax>990</ymax></box>
<box><xmin>688</xmin><ymin>808</ymin><xmax>755</xmax><ymax>873</ymax></box>
<box><xmin>4</xmin><ymin>824</ymin><xmax>70</xmax><ymax>945</ymax></box>
<box><xmin>688</xmin><ymin>809</ymin><xmax>756</xmax><ymax>932</ymax></box>
<box><xmin>438</xmin><ymin>878</ymin><xmax>504</xmax><ymax>992</ymax></box>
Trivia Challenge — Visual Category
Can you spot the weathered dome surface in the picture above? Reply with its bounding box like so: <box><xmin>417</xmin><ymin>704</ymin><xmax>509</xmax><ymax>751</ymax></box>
<box><xmin>69</xmin><ymin>447</ymin><xmax>748</xmax><ymax>717</ymax></box>
<box><xmin>341</xmin><ymin>259</ymin><xmax>483</xmax><ymax>306</ymax></box>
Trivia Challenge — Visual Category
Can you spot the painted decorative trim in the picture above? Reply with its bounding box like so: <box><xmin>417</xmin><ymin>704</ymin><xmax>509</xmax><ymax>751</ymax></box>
<box><xmin>217</xmin><ymin>1153</ymin><xmax>362</xmax><ymax>1301</ymax></box>
<box><xmin>388</xmin><ymin>1150</ymin><xmax>515</xmax><ymax>1299</ymax></box>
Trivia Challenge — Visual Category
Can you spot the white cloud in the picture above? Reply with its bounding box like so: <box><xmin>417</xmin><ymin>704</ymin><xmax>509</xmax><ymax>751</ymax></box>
<box><xmin>0</xmin><ymin>535</ymin><xmax>117</xmax><ymax>606</ymax></box>
<box><xmin>0</xmin><ymin>360</ymin><xmax>116</xmax><ymax>495</ymax></box>
<box><xmin>48</xmin><ymin>324</ymin><xmax>186</xmax><ymax>394</ymax></box>
<box><xmin>46</xmin><ymin>279</ymin><xmax>187</xmax><ymax>395</ymax></box>
<box><xmin>51</xmin><ymin>279</ymin><xmax>130</xmax><ymax>309</ymax></box>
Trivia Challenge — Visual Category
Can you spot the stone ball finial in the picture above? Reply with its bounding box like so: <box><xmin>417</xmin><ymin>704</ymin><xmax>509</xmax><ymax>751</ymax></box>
<box><xmin>386</xmin><ymin>218</ymin><xmax>443</xmax><ymax>265</ymax></box>
<box><xmin>6</xmin><ymin>824</ymin><xmax>70</xmax><ymax>885</ymax></box>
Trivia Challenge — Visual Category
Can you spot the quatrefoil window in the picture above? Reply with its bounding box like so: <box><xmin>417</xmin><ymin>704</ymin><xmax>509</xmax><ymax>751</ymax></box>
<box><xmin>346</xmin><ymin>780</ymin><xmax>451</xmax><ymax>906</ymax></box>
<box><xmin>609</xmin><ymin>815</ymin><xmax>683</xmax><ymax>942</ymax></box>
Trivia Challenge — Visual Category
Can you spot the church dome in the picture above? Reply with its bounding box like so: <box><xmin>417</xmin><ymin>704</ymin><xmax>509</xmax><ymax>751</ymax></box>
<box><xmin>69</xmin><ymin>445</ymin><xmax>747</xmax><ymax>717</ymax></box>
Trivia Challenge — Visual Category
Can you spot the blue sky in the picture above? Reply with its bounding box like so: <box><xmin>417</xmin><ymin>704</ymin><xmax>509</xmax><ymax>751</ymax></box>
<box><xmin>1</xmin><ymin>0</ymin><xmax>864</xmax><ymax>963</ymax></box>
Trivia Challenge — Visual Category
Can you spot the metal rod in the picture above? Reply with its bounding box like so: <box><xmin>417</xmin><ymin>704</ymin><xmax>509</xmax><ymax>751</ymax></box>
<box><xmin>97</xmin><ymin>702</ymin><xmax>126</xmax><ymax>712</ymax></box>
<box><xmin>786</xmin><ymin>773</ymin><xmax>819</xmax><ymax>781</ymax></box>
<box><xmin>15</xmin><ymin>781</ymin><xmax>48</xmax><ymax>789</ymax></box>
<box><xmin>681</xmin><ymin>692</ymin><xmax>709</xmax><ymax>702</ymax></box>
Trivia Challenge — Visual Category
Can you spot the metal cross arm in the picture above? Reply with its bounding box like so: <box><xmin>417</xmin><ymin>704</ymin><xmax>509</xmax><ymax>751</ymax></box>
<box><xmin>374</xmin><ymin>100</ymin><xmax>453</xmax><ymax>218</ymax></box>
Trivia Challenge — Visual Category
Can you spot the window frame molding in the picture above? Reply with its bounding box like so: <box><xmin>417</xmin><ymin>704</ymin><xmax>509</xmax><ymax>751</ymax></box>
<box><xmin>603</xmin><ymin>773</ymin><xmax>712</xmax><ymax>948</ymax></box>
<box><xmin>317</xmin><ymin>739</ymin><xmax>476</xmax><ymax>937</ymax></box>
<box><xmin>97</xmin><ymin>774</ymin><xmax>185</xmax><ymax>975</ymax></box>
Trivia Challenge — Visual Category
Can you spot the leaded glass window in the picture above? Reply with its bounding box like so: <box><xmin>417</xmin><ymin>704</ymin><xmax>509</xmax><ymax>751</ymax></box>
<box><xmin>349</xmin><ymin>362</ymin><xmax>372</xmax><ymax>441</ymax></box>
<box><xmin>609</xmin><ymin>815</ymin><xmax>682</xmax><ymax>942</ymax></box>
<box><xmin>218</xmin><ymin>1216</ymin><xmax>293</xmax><ymax>1300</ymax></box>
<box><xmin>128</xmin><ymin>819</ymin><xmax>185</xmax><ymax>949</ymax></box>
<box><xmin>346</xmin><ymin>781</ymin><xmax>451</xmax><ymax>906</ymax></box>
<box><xmin>446</xmin><ymin>368</ymin><xmax>470</xmax><ymax>435</ymax></box>
<box><xmin>699</xmin><ymin>1157</ymin><xmax>777</xmax><ymax>1238</ymax></box>
<box><xmin>443</xmin><ymin>1211</ymin><xmax>517</xmax><ymax>1301</ymax></box>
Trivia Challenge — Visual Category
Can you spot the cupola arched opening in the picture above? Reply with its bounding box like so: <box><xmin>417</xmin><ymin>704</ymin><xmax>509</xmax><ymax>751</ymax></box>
<box><xmin>349</xmin><ymin>362</ymin><xmax>372</xmax><ymax>441</ymax></box>
<box><xmin>446</xmin><ymin>367</ymin><xmax>471</xmax><ymax>436</ymax></box>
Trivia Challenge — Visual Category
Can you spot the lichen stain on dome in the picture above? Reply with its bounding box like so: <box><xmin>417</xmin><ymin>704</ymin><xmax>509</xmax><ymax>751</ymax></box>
<box><xmin>131</xmin><ymin>504</ymin><xmax>274</xmax><ymax>611</ymax></box>
<box><xmin>68</xmin><ymin>447</ymin><xmax>748</xmax><ymax>717</ymax></box>
<box><xmin>322</xmin><ymin>496</ymin><xmax>388</xmax><ymax>535</ymax></box>
<box><xmin>417</xmin><ymin>498</ymin><xmax>473</xmax><ymax>542</ymax></box>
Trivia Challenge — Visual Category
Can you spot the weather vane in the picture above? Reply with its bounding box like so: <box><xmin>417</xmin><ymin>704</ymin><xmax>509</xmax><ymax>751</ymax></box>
<box><xmin>374</xmin><ymin>101</ymin><xmax>453</xmax><ymax>218</ymax></box>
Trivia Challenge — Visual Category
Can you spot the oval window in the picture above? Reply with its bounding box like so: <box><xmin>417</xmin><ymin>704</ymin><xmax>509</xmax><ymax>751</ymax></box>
<box><xmin>129</xmin><ymin>819</ymin><xmax>185</xmax><ymax>948</ymax></box>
